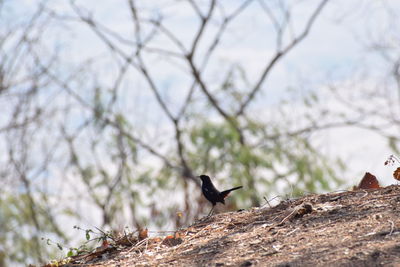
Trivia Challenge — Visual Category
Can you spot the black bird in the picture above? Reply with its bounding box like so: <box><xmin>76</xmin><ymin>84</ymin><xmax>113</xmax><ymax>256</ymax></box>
<box><xmin>199</xmin><ymin>174</ymin><xmax>242</xmax><ymax>216</ymax></box>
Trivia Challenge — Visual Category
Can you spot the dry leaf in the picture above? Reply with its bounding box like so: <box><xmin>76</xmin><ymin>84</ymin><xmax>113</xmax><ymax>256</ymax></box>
<box><xmin>138</xmin><ymin>228</ymin><xmax>148</xmax><ymax>240</ymax></box>
<box><xmin>356</xmin><ymin>172</ymin><xmax>380</xmax><ymax>190</ymax></box>
<box><xmin>94</xmin><ymin>239</ymin><xmax>110</xmax><ymax>252</ymax></box>
<box><xmin>394</xmin><ymin>167</ymin><xmax>400</xmax><ymax>181</ymax></box>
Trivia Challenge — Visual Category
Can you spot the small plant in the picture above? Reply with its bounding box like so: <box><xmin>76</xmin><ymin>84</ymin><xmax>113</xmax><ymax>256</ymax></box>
<box><xmin>42</xmin><ymin>225</ymin><xmax>114</xmax><ymax>264</ymax></box>
<box><xmin>384</xmin><ymin>155</ymin><xmax>400</xmax><ymax>181</ymax></box>
<box><xmin>67</xmin><ymin>226</ymin><xmax>114</xmax><ymax>256</ymax></box>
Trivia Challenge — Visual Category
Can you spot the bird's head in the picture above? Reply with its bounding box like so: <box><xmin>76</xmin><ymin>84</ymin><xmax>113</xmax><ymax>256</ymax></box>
<box><xmin>198</xmin><ymin>174</ymin><xmax>211</xmax><ymax>183</ymax></box>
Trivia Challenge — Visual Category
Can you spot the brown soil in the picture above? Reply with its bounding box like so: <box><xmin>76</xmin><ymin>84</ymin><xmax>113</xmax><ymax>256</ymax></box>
<box><xmin>61</xmin><ymin>185</ymin><xmax>400</xmax><ymax>267</ymax></box>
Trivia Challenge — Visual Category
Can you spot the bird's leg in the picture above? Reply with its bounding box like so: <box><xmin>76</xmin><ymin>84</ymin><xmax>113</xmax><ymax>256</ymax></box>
<box><xmin>207</xmin><ymin>205</ymin><xmax>215</xmax><ymax>217</ymax></box>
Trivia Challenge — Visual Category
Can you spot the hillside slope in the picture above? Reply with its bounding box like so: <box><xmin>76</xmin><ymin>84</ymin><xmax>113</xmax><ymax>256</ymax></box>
<box><xmin>62</xmin><ymin>185</ymin><xmax>400</xmax><ymax>266</ymax></box>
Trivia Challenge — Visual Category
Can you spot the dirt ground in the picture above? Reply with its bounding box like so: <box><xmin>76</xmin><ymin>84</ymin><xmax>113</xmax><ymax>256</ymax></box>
<box><xmin>60</xmin><ymin>185</ymin><xmax>400</xmax><ymax>266</ymax></box>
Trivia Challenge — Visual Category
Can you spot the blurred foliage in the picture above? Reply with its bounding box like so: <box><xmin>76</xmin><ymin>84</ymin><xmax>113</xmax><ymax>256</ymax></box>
<box><xmin>0</xmin><ymin>193</ymin><xmax>66</xmax><ymax>264</ymax></box>
<box><xmin>188</xmin><ymin>119</ymin><xmax>342</xmax><ymax>205</ymax></box>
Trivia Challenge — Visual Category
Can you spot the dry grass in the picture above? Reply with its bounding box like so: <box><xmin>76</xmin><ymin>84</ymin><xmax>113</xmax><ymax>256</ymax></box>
<box><xmin>59</xmin><ymin>185</ymin><xmax>400</xmax><ymax>266</ymax></box>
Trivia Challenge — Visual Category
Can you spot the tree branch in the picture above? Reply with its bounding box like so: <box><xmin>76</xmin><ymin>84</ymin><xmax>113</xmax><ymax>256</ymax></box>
<box><xmin>237</xmin><ymin>0</ymin><xmax>330</xmax><ymax>116</ymax></box>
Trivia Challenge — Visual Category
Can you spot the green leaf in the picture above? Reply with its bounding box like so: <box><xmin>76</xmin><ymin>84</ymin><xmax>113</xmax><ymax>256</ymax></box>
<box><xmin>67</xmin><ymin>249</ymin><xmax>74</xmax><ymax>257</ymax></box>
<box><xmin>86</xmin><ymin>230</ymin><xmax>91</xmax><ymax>241</ymax></box>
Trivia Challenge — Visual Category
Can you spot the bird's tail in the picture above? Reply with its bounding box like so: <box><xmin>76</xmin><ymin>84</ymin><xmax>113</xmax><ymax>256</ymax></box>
<box><xmin>220</xmin><ymin>186</ymin><xmax>243</xmax><ymax>199</ymax></box>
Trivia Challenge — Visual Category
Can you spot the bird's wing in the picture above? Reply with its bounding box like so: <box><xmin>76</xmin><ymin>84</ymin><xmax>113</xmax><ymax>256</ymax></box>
<box><xmin>203</xmin><ymin>186</ymin><xmax>219</xmax><ymax>197</ymax></box>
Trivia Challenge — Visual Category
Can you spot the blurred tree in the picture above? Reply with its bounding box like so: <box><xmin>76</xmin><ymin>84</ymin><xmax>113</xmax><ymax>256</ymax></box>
<box><xmin>0</xmin><ymin>2</ymin><xmax>68</xmax><ymax>265</ymax></box>
<box><xmin>1</xmin><ymin>0</ymin><xmax>377</xmax><ymax>265</ymax></box>
<box><xmin>323</xmin><ymin>1</ymin><xmax>400</xmax><ymax>160</ymax></box>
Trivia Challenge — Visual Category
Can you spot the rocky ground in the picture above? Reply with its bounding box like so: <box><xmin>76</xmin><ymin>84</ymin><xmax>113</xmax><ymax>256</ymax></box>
<box><xmin>58</xmin><ymin>185</ymin><xmax>400</xmax><ymax>266</ymax></box>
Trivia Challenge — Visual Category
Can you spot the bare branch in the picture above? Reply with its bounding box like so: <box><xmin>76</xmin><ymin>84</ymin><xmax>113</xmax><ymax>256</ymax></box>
<box><xmin>201</xmin><ymin>0</ymin><xmax>254</xmax><ymax>70</ymax></box>
<box><xmin>147</xmin><ymin>18</ymin><xmax>188</xmax><ymax>54</ymax></box>
<box><xmin>237</xmin><ymin>0</ymin><xmax>330</xmax><ymax>116</ymax></box>
<box><xmin>187</xmin><ymin>0</ymin><xmax>204</xmax><ymax>18</ymax></box>
<box><xmin>188</xmin><ymin>0</ymin><xmax>216</xmax><ymax>59</ymax></box>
